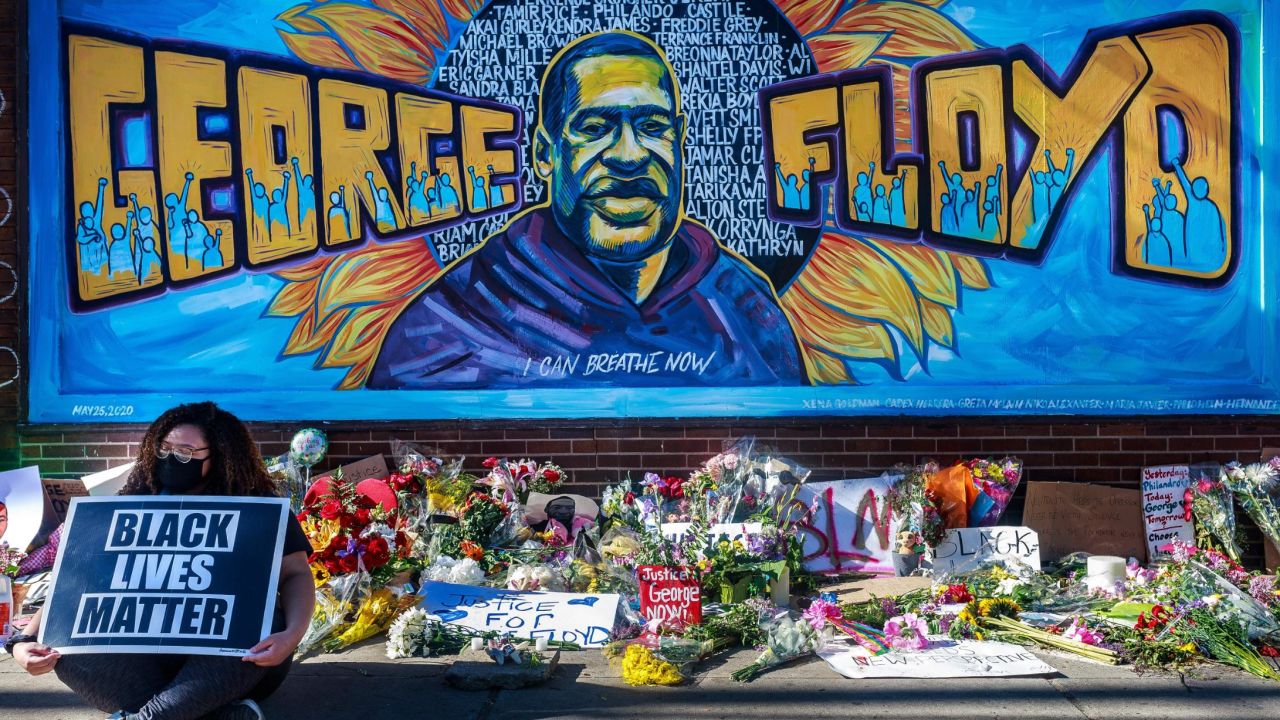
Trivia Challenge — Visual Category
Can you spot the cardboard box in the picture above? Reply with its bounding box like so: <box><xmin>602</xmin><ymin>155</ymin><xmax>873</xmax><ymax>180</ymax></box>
<box><xmin>314</xmin><ymin>454</ymin><xmax>390</xmax><ymax>484</ymax></box>
<box><xmin>1022</xmin><ymin>481</ymin><xmax>1146</xmax><ymax>563</ymax></box>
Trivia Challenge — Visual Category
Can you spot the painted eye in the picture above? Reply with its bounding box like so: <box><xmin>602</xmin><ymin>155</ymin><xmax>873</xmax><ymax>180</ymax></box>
<box><xmin>579</xmin><ymin>120</ymin><xmax>609</xmax><ymax>139</ymax></box>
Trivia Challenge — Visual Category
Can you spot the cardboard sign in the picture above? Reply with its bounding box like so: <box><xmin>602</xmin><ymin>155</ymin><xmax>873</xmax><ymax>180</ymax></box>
<box><xmin>1140</xmin><ymin>466</ymin><xmax>1197</xmax><ymax>559</ymax></box>
<box><xmin>818</xmin><ymin>638</ymin><xmax>1057</xmax><ymax>679</ymax></box>
<box><xmin>1022</xmin><ymin>482</ymin><xmax>1145</xmax><ymax>563</ymax></box>
<box><xmin>932</xmin><ymin>526</ymin><xmax>1041</xmax><ymax>575</ymax></box>
<box><xmin>659</xmin><ymin>522</ymin><xmax>762</xmax><ymax>543</ymax></box>
<box><xmin>35</xmin><ymin>479</ymin><xmax>90</xmax><ymax>546</ymax></box>
<box><xmin>418</xmin><ymin>580</ymin><xmax>618</xmax><ymax>647</ymax></box>
<box><xmin>795</xmin><ymin>475</ymin><xmax>901</xmax><ymax>575</ymax></box>
<box><xmin>0</xmin><ymin>466</ymin><xmax>45</xmax><ymax>552</ymax></box>
<box><xmin>40</xmin><ymin>496</ymin><xmax>289</xmax><ymax>655</ymax></box>
<box><xmin>637</xmin><ymin>565</ymin><xmax>701</xmax><ymax>628</ymax></box>
<box><xmin>82</xmin><ymin>463</ymin><xmax>134</xmax><ymax>496</ymax></box>
<box><xmin>314</xmin><ymin>455</ymin><xmax>390</xmax><ymax>484</ymax></box>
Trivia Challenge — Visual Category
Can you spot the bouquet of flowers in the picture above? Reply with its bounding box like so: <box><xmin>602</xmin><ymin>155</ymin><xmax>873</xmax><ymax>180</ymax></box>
<box><xmin>1220</xmin><ymin>460</ymin><xmax>1280</xmax><ymax>549</ymax></box>
<box><xmin>600</xmin><ymin>475</ymin><xmax>643</xmax><ymax>530</ymax></box>
<box><xmin>480</xmin><ymin>457</ymin><xmax>566</xmax><ymax>505</ymax></box>
<box><xmin>1186</xmin><ymin>468</ymin><xmax>1243</xmax><ymax>563</ymax></box>
<box><xmin>887</xmin><ymin>463</ymin><xmax>944</xmax><ymax>553</ymax></box>
<box><xmin>966</xmin><ymin>457</ymin><xmax>1023</xmax><ymax>526</ymax></box>
<box><xmin>731</xmin><ymin>613</ymin><xmax>823</xmax><ymax>682</ymax></box>
<box><xmin>1</xmin><ymin>542</ymin><xmax>25</xmax><ymax>577</ymax></box>
<box><xmin>299</xmin><ymin>478</ymin><xmax>410</xmax><ymax>587</ymax></box>
<box><xmin>641</xmin><ymin>472</ymin><xmax>695</xmax><ymax>523</ymax></box>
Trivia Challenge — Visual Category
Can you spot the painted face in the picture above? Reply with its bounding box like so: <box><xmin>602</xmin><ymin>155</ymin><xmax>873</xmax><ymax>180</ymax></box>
<box><xmin>539</xmin><ymin>55</ymin><xmax>685</xmax><ymax>261</ymax></box>
<box><xmin>545</xmin><ymin>497</ymin><xmax>576</xmax><ymax>527</ymax></box>
<box><xmin>0</xmin><ymin>501</ymin><xmax>8</xmax><ymax>539</ymax></box>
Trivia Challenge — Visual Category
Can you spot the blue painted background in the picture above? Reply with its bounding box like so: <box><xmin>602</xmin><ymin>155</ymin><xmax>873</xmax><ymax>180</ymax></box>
<box><xmin>25</xmin><ymin>0</ymin><xmax>1280</xmax><ymax>422</ymax></box>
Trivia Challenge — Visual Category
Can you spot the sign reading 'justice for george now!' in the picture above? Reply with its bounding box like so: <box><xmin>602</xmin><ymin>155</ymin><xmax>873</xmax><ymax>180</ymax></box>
<box><xmin>40</xmin><ymin>497</ymin><xmax>289</xmax><ymax>655</ymax></box>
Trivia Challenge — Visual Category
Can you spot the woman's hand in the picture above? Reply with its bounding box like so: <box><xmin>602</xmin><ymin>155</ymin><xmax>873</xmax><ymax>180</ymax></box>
<box><xmin>13</xmin><ymin>642</ymin><xmax>60</xmax><ymax>676</ymax></box>
<box><xmin>242</xmin><ymin>630</ymin><xmax>301</xmax><ymax>667</ymax></box>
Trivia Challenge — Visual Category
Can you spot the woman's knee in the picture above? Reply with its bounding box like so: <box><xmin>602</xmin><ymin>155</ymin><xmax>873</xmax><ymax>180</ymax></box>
<box><xmin>54</xmin><ymin>654</ymin><xmax>169</xmax><ymax>713</ymax></box>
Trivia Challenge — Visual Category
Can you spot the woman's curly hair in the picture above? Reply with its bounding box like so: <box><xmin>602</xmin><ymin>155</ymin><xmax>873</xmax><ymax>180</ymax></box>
<box><xmin>121</xmin><ymin>402</ymin><xmax>278</xmax><ymax>497</ymax></box>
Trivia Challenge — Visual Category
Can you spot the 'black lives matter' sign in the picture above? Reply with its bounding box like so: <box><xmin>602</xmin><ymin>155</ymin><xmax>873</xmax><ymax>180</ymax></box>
<box><xmin>40</xmin><ymin>496</ymin><xmax>288</xmax><ymax>655</ymax></box>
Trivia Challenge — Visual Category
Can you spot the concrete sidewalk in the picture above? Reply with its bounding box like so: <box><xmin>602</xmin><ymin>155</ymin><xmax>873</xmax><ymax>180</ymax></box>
<box><xmin>5</xmin><ymin>640</ymin><xmax>1280</xmax><ymax>720</ymax></box>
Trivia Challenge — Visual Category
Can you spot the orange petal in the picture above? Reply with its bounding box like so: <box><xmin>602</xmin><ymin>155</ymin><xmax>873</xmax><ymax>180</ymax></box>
<box><xmin>802</xmin><ymin>344</ymin><xmax>856</xmax><ymax>385</ymax></box>
<box><xmin>950</xmin><ymin>253</ymin><xmax>992</xmax><ymax>290</ymax></box>
<box><xmin>832</xmin><ymin>1</ymin><xmax>979</xmax><ymax>60</ymax></box>
<box><xmin>277</xmin><ymin>4</ymin><xmax>327</xmax><ymax>33</ymax></box>
<box><xmin>440</xmin><ymin>0</ymin><xmax>484</xmax><ymax>22</ymax></box>
<box><xmin>808</xmin><ymin>32</ymin><xmax>887</xmax><ymax>72</ymax></box>
<box><xmin>374</xmin><ymin>0</ymin><xmax>450</xmax><ymax>50</ymax></box>
<box><xmin>277</xmin><ymin>30</ymin><xmax>359</xmax><ymax>73</ymax></box>
<box><xmin>304</xmin><ymin>2</ymin><xmax>439</xmax><ymax>83</ymax></box>
<box><xmin>775</xmin><ymin>0</ymin><xmax>842</xmax><ymax>36</ymax></box>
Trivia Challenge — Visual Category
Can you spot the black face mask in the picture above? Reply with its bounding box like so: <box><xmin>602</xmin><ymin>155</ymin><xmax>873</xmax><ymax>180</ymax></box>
<box><xmin>156</xmin><ymin>455</ymin><xmax>206</xmax><ymax>493</ymax></box>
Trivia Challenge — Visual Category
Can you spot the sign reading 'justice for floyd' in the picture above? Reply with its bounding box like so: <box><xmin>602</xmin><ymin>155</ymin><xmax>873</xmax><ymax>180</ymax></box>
<box><xmin>40</xmin><ymin>496</ymin><xmax>288</xmax><ymax>655</ymax></box>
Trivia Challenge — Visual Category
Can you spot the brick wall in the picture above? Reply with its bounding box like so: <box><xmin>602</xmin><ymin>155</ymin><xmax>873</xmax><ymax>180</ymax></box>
<box><xmin>0</xmin><ymin>0</ymin><xmax>22</xmax><ymax>470</ymax></box>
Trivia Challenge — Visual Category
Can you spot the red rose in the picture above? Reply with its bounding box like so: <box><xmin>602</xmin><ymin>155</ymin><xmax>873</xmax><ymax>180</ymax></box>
<box><xmin>543</xmin><ymin>469</ymin><xmax>561</xmax><ymax>483</ymax></box>
<box><xmin>339</xmin><ymin>513</ymin><xmax>358</xmax><ymax>530</ymax></box>
<box><xmin>624</xmin><ymin>491</ymin><xmax>636</xmax><ymax>504</ymax></box>
<box><xmin>355</xmin><ymin>508</ymin><xmax>372</xmax><ymax>526</ymax></box>
<box><xmin>483</xmin><ymin>457</ymin><xmax>499</xmax><ymax>468</ymax></box>
<box><xmin>319</xmin><ymin>500</ymin><xmax>342</xmax><ymax>520</ymax></box>
<box><xmin>363</xmin><ymin>536</ymin><xmax>390</xmax><ymax>569</ymax></box>
<box><xmin>1260</xmin><ymin>645</ymin><xmax>1280</xmax><ymax>658</ymax></box>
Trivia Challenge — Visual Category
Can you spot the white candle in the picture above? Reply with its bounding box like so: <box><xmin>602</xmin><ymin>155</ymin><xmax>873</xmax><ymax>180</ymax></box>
<box><xmin>1085</xmin><ymin>555</ymin><xmax>1127</xmax><ymax>591</ymax></box>
<box><xmin>470</xmin><ymin>637</ymin><xmax>484</xmax><ymax>651</ymax></box>
<box><xmin>535</xmin><ymin>638</ymin><xmax>549</xmax><ymax>652</ymax></box>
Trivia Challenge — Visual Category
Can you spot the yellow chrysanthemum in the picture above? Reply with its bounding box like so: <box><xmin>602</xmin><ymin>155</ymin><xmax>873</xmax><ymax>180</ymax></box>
<box><xmin>620</xmin><ymin>644</ymin><xmax>684</xmax><ymax>686</ymax></box>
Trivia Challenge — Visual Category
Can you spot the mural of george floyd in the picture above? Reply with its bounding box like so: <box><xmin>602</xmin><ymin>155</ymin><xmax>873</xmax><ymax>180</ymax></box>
<box><xmin>3</xmin><ymin>1</ymin><xmax>1279</xmax><ymax>558</ymax></box>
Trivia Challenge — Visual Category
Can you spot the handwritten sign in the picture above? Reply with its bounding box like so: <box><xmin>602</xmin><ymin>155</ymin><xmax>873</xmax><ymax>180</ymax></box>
<box><xmin>35</xmin><ymin>479</ymin><xmax>89</xmax><ymax>547</ymax></box>
<box><xmin>932</xmin><ymin>527</ymin><xmax>1041</xmax><ymax>575</ymax></box>
<box><xmin>1140</xmin><ymin>465</ymin><xmax>1197</xmax><ymax>559</ymax></box>
<box><xmin>40</xmin><ymin>496</ymin><xmax>288</xmax><ymax>655</ymax></box>
<box><xmin>794</xmin><ymin>476</ymin><xmax>900</xmax><ymax>575</ymax></box>
<box><xmin>818</xmin><ymin>638</ymin><xmax>1057</xmax><ymax>679</ymax></box>
<box><xmin>659</xmin><ymin>522</ymin><xmax>762</xmax><ymax>543</ymax></box>
<box><xmin>637</xmin><ymin>566</ymin><xmax>701</xmax><ymax>628</ymax></box>
<box><xmin>314</xmin><ymin>455</ymin><xmax>391</xmax><ymax>485</ymax></box>
<box><xmin>418</xmin><ymin>580</ymin><xmax>618</xmax><ymax>647</ymax></box>
<box><xmin>1022</xmin><ymin>482</ymin><xmax>1145</xmax><ymax>563</ymax></box>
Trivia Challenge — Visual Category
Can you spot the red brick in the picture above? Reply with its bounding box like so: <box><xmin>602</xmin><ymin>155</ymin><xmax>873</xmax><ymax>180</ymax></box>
<box><xmin>1050</xmin><ymin>423</ymin><xmax>1097</xmax><ymax>437</ymax></box>
<box><xmin>890</xmin><ymin>438</ymin><xmax>937</xmax><ymax>452</ymax></box>
<box><xmin>1215</xmin><ymin>436</ymin><xmax>1262</xmax><ymax>452</ymax></box>
<box><xmin>957</xmin><ymin>424</ymin><xmax>1006</xmax><ymax>438</ymax></box>
<box><xmin>1075</xmin><ymin>437</ymin><xmax>1120</xmax><ymax>452</ymax></box>
<box><xmin>1098</xmin><ymin>423</ymin><xmax>1146</xmax><ymax>436</ymax></box>
<box><xmin>866</xmin><ymin>424</ymin><xmax>915</xmax><ymax>438</ymax></box>
<box><xmin>1121</xmin><ymin>437</ymin><xmax>1167</xmax><ymax>451</ymax></box>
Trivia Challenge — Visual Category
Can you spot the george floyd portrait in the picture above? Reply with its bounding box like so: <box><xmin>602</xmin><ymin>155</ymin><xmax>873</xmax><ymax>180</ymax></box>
<box><xmin>368</xmin><ymin>31</ymin><xmax>805</xmax><ymax>390</ymax></box>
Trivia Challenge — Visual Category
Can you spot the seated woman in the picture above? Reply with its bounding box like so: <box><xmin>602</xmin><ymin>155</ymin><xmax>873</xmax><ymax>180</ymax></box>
<box><xmin>6</xmin><ymin>402</ymin><xmax>315</xmax><ymax>720</ymax></box>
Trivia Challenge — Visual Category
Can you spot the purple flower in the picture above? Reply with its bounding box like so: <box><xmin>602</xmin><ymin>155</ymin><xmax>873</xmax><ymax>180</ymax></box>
<box><xmin>803</xmin><ymin>599</ymin><xmax>843</xmax><ymax>630</ymax></box>
<box><xmin>880</xmin><ymin>598</ymin><xmax>900</xmax><ymax>618</ymax></box>
<box><xmin>1063</xmin><ymin>618</ymin><xmax>1103</xmax><ymax>646</ymax></box>
<box><xmin>884</xmin><ymin>614</ymin><xmax>929</xmax><ymax>651</ymax></box>
<box><xmin>1250</xmin><ymin>576</ymin><xmax>1277</xmax><ymax>606</ymax></box>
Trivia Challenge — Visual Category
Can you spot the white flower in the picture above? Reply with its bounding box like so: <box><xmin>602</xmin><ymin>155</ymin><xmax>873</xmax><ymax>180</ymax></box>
<box><xmin>997</xmin><ymin>579</ymin><xmax>1022</xmax><ymax>595</ymax></box>
<box><xmin>1203</xmin><ymin>594</ymin><xmax>1222</xmax><ymax>608</ymax></box>
<box><xmin>386</xmin><ymin>608</ymin><xmax>433</xmax><ymax>659</ymax></box>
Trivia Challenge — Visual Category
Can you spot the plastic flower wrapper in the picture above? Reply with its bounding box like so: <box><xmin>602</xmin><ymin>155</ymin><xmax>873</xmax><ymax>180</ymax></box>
<box><xmin>887</xmin><ymin>463</ymin><xmax>943</xmax><ymax>551</ymax></box>
<box><xmin>1187</xmin><ymin>467</ymin><xmax>1243</xmax><ymax>562</ymax></box>
<box><xmin>265</xmin><ymin>452</ymin><xmax>308</xmax><ymax>513</ymax></box>
<box><xmin>325</xmin><ymin>585</ymin><xmax>413</xmax><ymax>652</ymax></box>
<box><xmin>479</xmin><ymin>457</ymin><xmax>566</xmax><ymax>505</ymax></box>
<box><xmin>421</xmin><ymin>555</ymin><xmax>486</xmax><ymax>586</ymax></box>
<box><xmin>295</xmin><ymin>571</ymin><xmax>366</xmax><ymax>657</ymax></box>
<box><xmin>600</xmin><ymin>475</ymin><xmax>643</xmax><ymax>530</ymax></box>
<box><xmin>1220</xmin><ymin>461</ymin><xmax>1280</xmax><ymax>551</ymax></box>
<box><xmin>731</xmin><ymin>613</ymin><xmax>824</xmax><ymax>682</ymax></box>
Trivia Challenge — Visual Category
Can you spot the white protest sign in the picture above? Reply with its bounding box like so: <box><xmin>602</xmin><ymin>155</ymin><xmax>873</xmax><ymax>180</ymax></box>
<box><xmin>82</xmin><ymin>462</ymin><xmax>133</xmax><ymax>496</ymax></box>
<box><xmin>818</xmin><ymin>638</ymin><xmax>1057</xmax><ymax>679</ymax></box>
<box><xmin>1141</xmin><ymin>465</ymin><xmax>1196</xmax><ymax>559</ymax></box>
<box><xmin>418</xmin><ymin>580</ymin><xmax>618</xmax><ymax>647</ymax></box>
<box><xmin>932</xmin><ymin>526</ymin><xmax>1041</xmax><ymax>575</ymax></box>
<box><xmin>659</xmin><ymin>522</ymin><xmax>762</xmax><ymax>542</ymax></box>
<box><xmin>794</xmin><ymin>475</ymin><xmax>901</xmax><ymax>575</ymax></box>
<box><xmin>0</xmin><ymin>466</ymin><xmax>45</xmax><ymax>552</ymax></box>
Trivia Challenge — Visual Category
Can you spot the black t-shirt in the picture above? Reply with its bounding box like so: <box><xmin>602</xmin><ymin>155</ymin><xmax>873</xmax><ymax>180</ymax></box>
<box><xmin>283</xmin><ymin>514</ymin><xmax>312</xmax><ymax>557</ymax></box>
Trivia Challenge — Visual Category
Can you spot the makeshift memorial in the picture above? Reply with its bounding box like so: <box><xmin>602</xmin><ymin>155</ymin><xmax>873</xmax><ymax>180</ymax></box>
<box><xmin>1186</xmin><ymin>469</ymin><xmax>1244</xmax><ymax>562</ymax></box>
<box><xmin>522</xmin><ymin>493</ymin><xmax>599</xmax><ymax>546</ymax></box>
<box><xmin>818</xmin><ymin>637</ymin><xmax>1058</xmax><ymax>679</ymax></box>
<box><xmin>796</xmin><ymin>474</ymin><xmax>902</xmax><ymax>575</ymax></box>
<box><xmin>481</xmin><ymin>457</ymin><xmax>566</xmax><ymax>506</ymax></box>
<box><xmin>1220</xmin><ymin>460</ymin><xmax>1280</xmax><ymax>550</ymax></box>
<box><xmin>886</xmin><ymin>463</ymin><xmax>943</xmax><ymax>575</ymax></box>
<box><xmin>417</xmin><ymin>580</ymin><xmax>619</xmax><ymax>647</ymax></box>
<box><xmin>1023</xmin><ymin>482</ymin><xmax>1146</xmax><ymax>562</ymax></box>
<box><xmin>932</xmin><ymin>527</ymin><xmax>1041</xmax><ymax>576</ymax></box>
<box><xmin>965</xmin><ymin>458</ymin><xmax>1024</xmax><ymax>527</ymax></box>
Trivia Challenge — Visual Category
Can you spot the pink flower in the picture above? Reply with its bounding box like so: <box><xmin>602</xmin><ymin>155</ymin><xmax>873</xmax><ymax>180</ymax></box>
<box><xmin>802</xmin><ymin>599</ymin><xmax>842</xmax><ymax>630</ymax></box>
<box><xmin>1196</xmin><ymin>477</ymin><xmax>1216</xmax><ymax>494</ymax></box>
<box><xmin>883</xmin><ymin>613</ymin><xmax>929</xmax><ymax>651</ymax></box>
<box><xmin>1063</xmin><ymin>619</ymin><xmax>1103</xmax><ymax>646</ymax></box>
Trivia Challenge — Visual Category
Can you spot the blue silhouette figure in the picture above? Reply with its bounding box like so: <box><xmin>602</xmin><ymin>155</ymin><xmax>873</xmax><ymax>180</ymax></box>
<box><xmin>981</xmin><ymin>198</ymin><xmax>1000</xmax><ymax>240</ymax></box>
<box><xmin>467</xmin><ymin>165</ymin><xmax>489</xmax><ymax>212</ymax></box>
<box><xmin>775</xmin><ymin>162</ymin><xmax>801</xmax><ymax>210</ymax></box>
<box><xmin>128</xmin><ymin>193</ymin><xmax>160</xmax><ymax>259</ymax></box>
<box><xmin>108</xmin><ymin>219</ymin><xmax>127</xmax><ymax>278</ymax></box>
<box><xmin>268</xmin><ymin>170</ymin><xmax>292</xmax><ymax>239</ymax></box>
<box><xmin>853</xmin><ymin>162</ymin><xmax>874</xmax><ymax>221</ymax></box>
<box><xmin>1173</xmin><ymin>158</ymin><xmax>1226</xmax><ymax>269</ymax></box>
<box><xmin>179</xmin><ymin>209</ymin><xmax>211</xmax><ymax>270</ymax></box>
<box><xmin>1143</xmin><ymin>203</ymin><xmax>1173</xmax><ymax>265</ymax></box>
<box><xmin>136</xmin><ymin>236</ymin><xmax>161</xmax><ymax>283</ymax></box>
<box><xmin>291</xmin><ymin>157</ymin><xmax>316</xmax><ymax>224</ymax></box>
<box><xmin>202</xmin><ymin>228</ymin><xmax>224</xmax><ymax>271</ymax></box>
<box><xmin>76</xmin><ymin>178</ymin><xmax>109</xmax><ymax>274</ymax></box>
<box><xmin>328</xmin><ymin>187</ymin><xmax>352</xmax><ymax>241</ymax></box>
<box><xmin>164</xmin><ymin>172</ymin><xmax>195</xmax><ymax>240</ymax></box>
<box><xmin>365</xmin><ymin>170</ymin><xmax>398</xmax><ymax>230</ymax></box>
<box><xmin>1151</xmin><ymin>178</ymin><xmax>1186</xmax><ymax>261</ymax></box>
<box><xmin>799</xmin><ymin>157</ymin><xmax>815</xmax><ymax>212</ymax></box>
<box><xmin>939</xmin><ymin>192</ymin><xmax>958</xmax><ymax>234</ymax></box>
<box><xmin>245</xmin><ymin>168</ymin><xmax>270</xmax><ymax>226</ymax></box>
<box><xmin>1044</xmin><ymin>149</ymin><xmax>1074</xmax><ymax>208</ymax></box>
<box><xmin>958</xmin><ymin>183</ymin><xmax>981</xmax><ymax>236</ymax></box>
<box><xmin>426</xmin><ymin>186</ymin><xmax>440</xmax><ymax>217</ymax></box>
<box><xmin>889</xmin><ymin>173</ymin><xmax>906</xmax><ymax>227</ymax></box>
<box><xmin>871</xmin><ymin>184</ymin><xmax>889</xmax><ymax>224</ymax></box>
<box><xmin>486</xmin><ymin>164</ymin><xmax>506</xmax><ymax>208</ymax></box>
<box><xmin>406</xmin><ymin>161</ymin><xmax>431</xmax><ymax>223</ymax></box>
<box><xmin>437</xmin><ymin>172</ymin><xmax>461</xmax><ymax>211</ymax></box>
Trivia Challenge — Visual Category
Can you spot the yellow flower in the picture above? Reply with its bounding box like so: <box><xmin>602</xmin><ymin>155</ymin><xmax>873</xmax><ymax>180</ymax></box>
<box><xmin>1178</xmin><ymin>642</ymin><xmax>1197</xmax><ymax>654</ymax></box>
<box><xmin>310</xmin><ymin>563</ymin><xmax>330</xmax><ymax>588</ymax></box>
<box><xmin>329</xmin><ymin>588</ymin><xmax>404</xmax><ymax>650</ymax></box>
<box><xmin>428</xmin><ymin>491</ymin><xmax>454</xmax><ymax>513</ymax></box>
<box><xmin>731</xmin><ymin>540</ymin><xmax>746</xmax><ymax>553</ymax></box>
<box><xmin>620</xmin><ymin>644</ymin><xmax>684</xmax><ymax>686</ymax></box>
<box><xmin>301</xmin><ymin>517</ymin><xmax>341</xmax><ymax>550</ymax></box>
